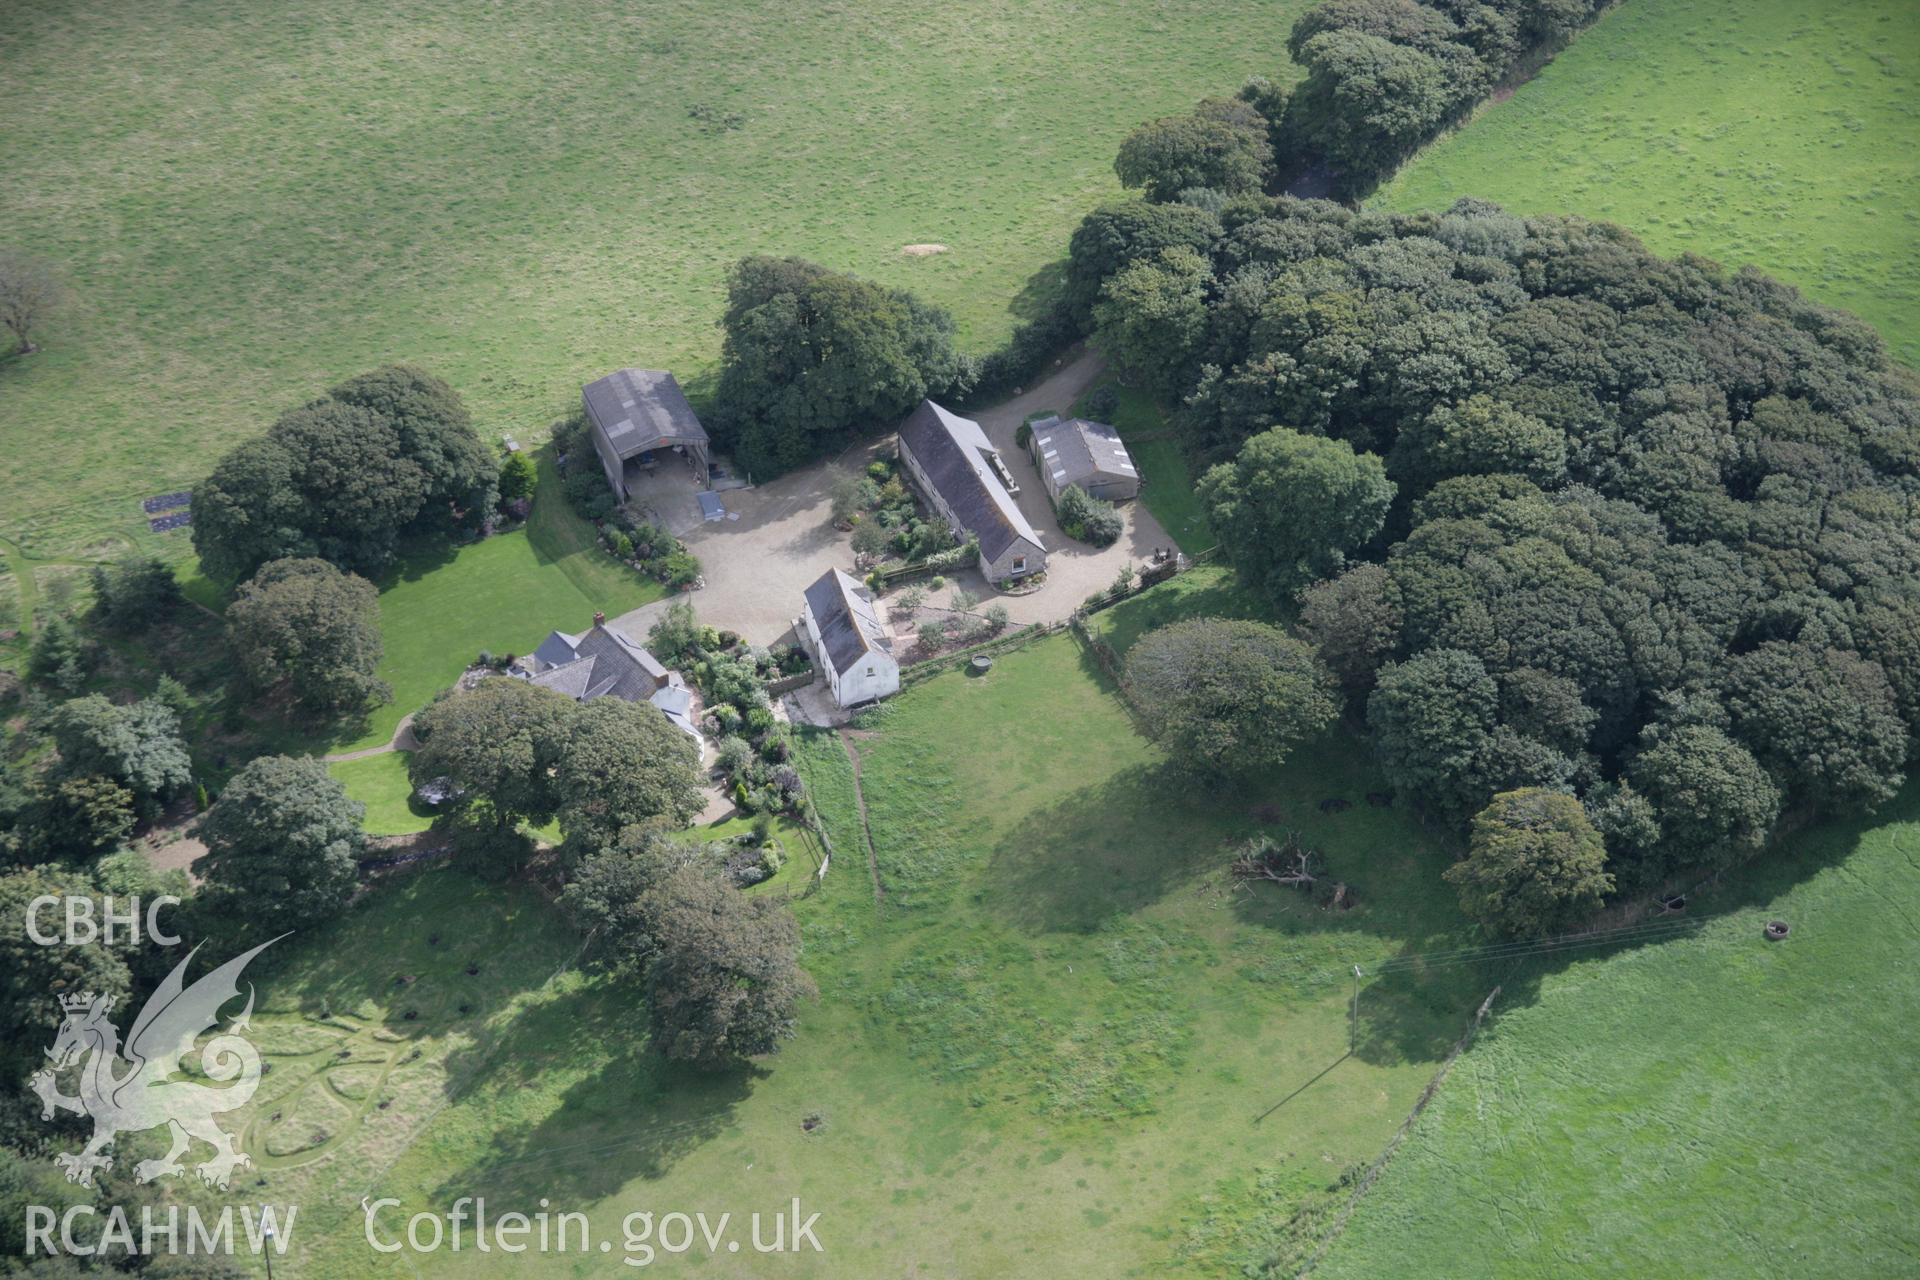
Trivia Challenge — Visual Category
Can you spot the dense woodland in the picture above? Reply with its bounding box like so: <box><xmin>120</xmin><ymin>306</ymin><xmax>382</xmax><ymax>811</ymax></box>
<box><xmin>1076</xmin><ymin>191</ymin><xmax>1919</xmax><ymax>891</ymax></box>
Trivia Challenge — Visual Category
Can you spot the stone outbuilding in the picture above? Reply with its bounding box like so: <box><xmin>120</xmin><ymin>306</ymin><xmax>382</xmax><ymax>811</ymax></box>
<box><xmin>1026</xmin><ymin>414</ymin><xmax>1139</xmax><ymax>503</ymax></box>
<box><xmin>895</xmin><ymin>399</ymin><xmax>1046</xmax><ymax>584</ymax></box>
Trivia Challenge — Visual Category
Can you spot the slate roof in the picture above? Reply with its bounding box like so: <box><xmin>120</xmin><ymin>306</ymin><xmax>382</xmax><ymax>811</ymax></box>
<box><xmin>582</xmin><ymin>369</ymin><xmax>708</xmax><ymax>461</ymax></box>
<box><xmin>896</xmin><ymin>400</ymin><xmax>1044</xmax><ymax>561</ymax></box>
<box><xmin>1029</xmin><ymin>415</ymin><xmax>1137</xmax><ymax>490</ymax></box>
<box><xmin>518</xmin><ymin>625</ymin><xmax>675</xmax><ymax>706</ymax></box>
<box><xmin>803</xmin><ymin>569</ymin><xmax>893</xmax><ymax>677</ymax></box>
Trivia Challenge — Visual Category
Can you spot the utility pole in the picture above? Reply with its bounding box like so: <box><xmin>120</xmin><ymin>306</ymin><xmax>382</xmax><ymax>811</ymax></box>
<box><xmin>1350</xmin><ymin>965</ymin><xmax>1363</xmax><ymax>1055</ymax></box>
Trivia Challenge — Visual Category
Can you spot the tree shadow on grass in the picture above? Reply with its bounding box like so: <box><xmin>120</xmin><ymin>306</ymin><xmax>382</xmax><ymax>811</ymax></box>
<box><xmin>377</xmin><ymin>533</ymin><xmax>462</xmax><ymax>589</ymax></box>
<box><xmin>982</xmin><ymin>761</ymin><xmax>1223</xmax><ymax>933</ymax></box>
<box><xmin>1007</xmin><ymin>258</ymin><xmax>1069</xmax><ymax>323</ymax></box>
<box><xmin>1338</xmin><ymin>778</ymin><xmax>1920</xmax><ymax>1072</ymax></box>
<box><xmin>430</xmin><ymin>978</ymin><xmax>760</xmax><ymax>1207</ymax></box>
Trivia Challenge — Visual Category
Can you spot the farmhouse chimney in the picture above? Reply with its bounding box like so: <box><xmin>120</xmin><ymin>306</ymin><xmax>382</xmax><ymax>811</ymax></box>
<box><xmin>593</xmin><ymin>612</ymin><xmax>606</xmax><ymax>627</ymax></box>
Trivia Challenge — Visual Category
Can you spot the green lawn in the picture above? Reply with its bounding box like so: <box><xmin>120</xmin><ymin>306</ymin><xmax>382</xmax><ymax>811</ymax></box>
<box><xmin>1074</xmin><ymin>383</ymin><xmax>1216</xmax><ymax>555</ymax></box>
<box><xmin>328</xmin><ymin>520</ymin><xmax>664</xmax><ymax>753</ymax></box>
<box><xmin>1089</xmin><ymin>563</ymin><xmax>1273</xmax><ymax>658</ymax></box>
<box><xmin>0</xmin><ymin>0</ymin><xmax>1303</xmax><ymax>561</ymax></box>
<box><xmin>328</xmin><ymin>752</ymin><xmax>434</xmax><ymax>836</ymax></box>
<box><xmin>1319</xmin><ymin>780</ymin><xmax>1920</xmax><ymax>1277</ymax></box>
<box><xmin>1374</xmin><ymin>0</ymin><xmax>1920</xmax><ymax>369</ymax></box>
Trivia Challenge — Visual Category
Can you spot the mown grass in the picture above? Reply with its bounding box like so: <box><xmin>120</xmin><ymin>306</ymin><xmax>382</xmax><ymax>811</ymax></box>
<box><xmin>0</xmin><ymin>0</ymin><xmax>1302</xmax><ymax>561</ymax></box>
<box><xmin>327</xmin><ymin>519</ymin><xmax>664</xmax><ymax>753</ymax></box>
<box><xmin>1375</xmin><ymin>0</ymin><xmax>1920</xmax><ymax>368</ymax></box>
<box><xmin>327</xmin><ymin>752</ymin><xmax>433</xmax><ymax>835</ymax></box>
<box><xmin>1318</xmin><ymin>781</ymin><xmax>1920</xmax><ymax>1277</ymax></box>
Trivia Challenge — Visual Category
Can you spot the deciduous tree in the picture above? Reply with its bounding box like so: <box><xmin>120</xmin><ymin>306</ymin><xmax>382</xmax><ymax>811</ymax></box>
<box><xmin>554</xmin><ymin>699</ymin><xmax>705</xmax><ymax>857</ymax></box>
<box><xmin>226</xmin><ymin>558</ymin><xmax>390</xmax><ymax>717</ymax></box>
<box><xmin>636</xmin><ymin>862</ymin><xmax>815</xmax><ymax>1066</ymax></box>
<box><xmin>713</xmin><ymin>257</ymin><xmax>970</xmax><ymax>477</ymax></box>
<box><xmin>48</xmin><ymin>696</ymin><xmax>191</xmax><ymax>816</ymax></box>
<box><xmin>0</xmin><ymin>248</ymin><xmax>63</xmax><ymax>354</ymax></box>
<box><xmin>193</xmin><ymin>755</ymin><xmax>363</xmax><ymax>935</ymax></box>
<box><xmin>1127</xmin><ymin>618</ymin><xmax>1339</xmax><ymax>781</ymax></box>
<box><xmin>409</xmin><ymin>679</ymin><xmax>577</xmax><ymax>835</ymax></box>
<box><xmin>1447</xmin><ymin>788</ymin><xmax>1612</xmax><ymax>938</ymax></box>
<box><xmin>1113</xmin><ymin>97</ymin><xmax>1273</xmax><ymax>202</ymax></box>
<box><xmin>1199</xmin><ymin>427</ymin><xmax>1394</xmax><ymax>603</ymax></box>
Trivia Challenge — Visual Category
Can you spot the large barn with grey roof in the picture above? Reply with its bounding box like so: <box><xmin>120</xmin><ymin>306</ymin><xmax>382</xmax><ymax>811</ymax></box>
<box><xmin>895</xmin><ymin>400</ymin><xmax>1046</xmax><ymax>584</ymax></box>
<box><xmin>1026</xmin><ymin>414</ymin><xmax>1139</xmax><ymax>503</ymax></box>
<box><xmin>582</xmin><ymin>369</ymin><xmax>710</xmax><ymax>502</ymax></box>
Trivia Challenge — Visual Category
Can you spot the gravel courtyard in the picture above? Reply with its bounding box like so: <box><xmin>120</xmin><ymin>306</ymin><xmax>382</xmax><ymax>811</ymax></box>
<box><xmin>610</xmin><ymin>351</ymin><xmax>1176</xmax><ymax>650</ymax></box>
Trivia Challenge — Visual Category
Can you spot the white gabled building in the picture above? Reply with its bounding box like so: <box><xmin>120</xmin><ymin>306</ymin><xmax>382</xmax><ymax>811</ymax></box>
<box><xmin>800</xmin><ymin>569</ymin><xmax>900</xmax><ymax>708</ymax></box>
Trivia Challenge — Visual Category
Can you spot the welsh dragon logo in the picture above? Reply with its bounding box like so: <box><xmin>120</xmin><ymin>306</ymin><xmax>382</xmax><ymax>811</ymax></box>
<box><xmin>31</xmin><ymin>938</ymin><xmax>279</xmax><ymax>1190</ymax></box>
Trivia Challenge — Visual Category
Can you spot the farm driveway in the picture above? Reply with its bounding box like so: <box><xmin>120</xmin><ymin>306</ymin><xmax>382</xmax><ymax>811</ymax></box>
<box><xmin>609</xmin><ymin>438</ymin><xmax>892</xmax><ymax>645</ymax></box>
<box><xmin>608</xmin><ymin>349</ymin><xmax>1176</xmax><ymax>644</ymax></box>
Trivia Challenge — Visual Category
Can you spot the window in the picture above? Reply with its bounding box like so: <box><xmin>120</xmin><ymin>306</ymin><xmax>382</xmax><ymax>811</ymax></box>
<box><xmin>865</xmin><ymin>666</ymin><xmax>875</xmax><ymax>676</ymax></box>
<box><xmin>1011</xmin><ymin>556</ymin><xmax>1027</xmax><ymax>573</ymax></box>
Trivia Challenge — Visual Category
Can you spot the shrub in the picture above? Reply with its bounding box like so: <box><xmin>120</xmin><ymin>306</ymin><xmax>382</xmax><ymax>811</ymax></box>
<box><xmin>1082</xmin><ymin>383</ymin><xmax>1120</xmax><ymax>420</ymax></box>
<box><xmin>974</xmin><ymin>298</ymin><xmax>1080</xmax><ymax>401</ymax></box>
<box><xmin>715</xmin><ymin>735</ymin><xmax>755</xmax><ymax>776</ymax></box>
<box><xmin>867</xmin><ymin>459</ymin><xmax>893</xmax><ymax>482</ymax></box>
<box><xmin>744</xmin><ymin>705</ymin><xmax>775</xmax><ymax>737</ymax></box>
<box><xmin>498</xmin><ymin>450</ymin><xmax>537</xmax><ymax>502</ymax></box>
<box><xmin>607</xmin><ymin>529</ymin><xmax>634</xmax><ymax>559</ymax></box>
<box><xmin>917</xmin><ymin>618</ymin><xmax>949</xmax><ymax>652</ymax></box>
<box><xmin>984</xmin><ymin>603</ymin><xmax>1010</xmax><ymax>634</ymax></box>
<box><xmin>1015</xmin><ymin>421</ymin><xmax>1033</xmax><ymax>451</ymax></box>
<box><xmin>1056</xmin><ymin>484</ymin><xmax>1123</xmax><ymax>547</ymax></box>
<box><xmin>851</xmin><ymin>519</ymin><xmax>892</xmax><ymax>560</ymax></box>
<box><xmin>563</xmin><ymin>469</ymin><xmax>617</xmax><ymax>521</ymax></box>
<box><xmin>663</xmin><ymin>550</ymin><xmax>701</xmax><ymax>588</ymax></box>
<box><xmin>648</xmin><ymin>602</ymin><xmax>704</xmax><ymax>662</ymax></box>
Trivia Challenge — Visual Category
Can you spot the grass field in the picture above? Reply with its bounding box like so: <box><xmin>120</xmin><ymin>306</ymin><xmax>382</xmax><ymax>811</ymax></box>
<box><xmin>1319</xmin><ymin>780</ymin><xmax>1920</xmax><ymax>1277</ymax></box>
<box><xmin>0</xmin><ymin>0</ymin><xmax>1302</xmax><ymax>562</ymax></box>
<box><xmin>189</xmin><ymin>581</ymin><xmax>1501</xmax><ymax>1277</ymax></box>
<box><xmin>1374</xmin><ymin>0</ymin><xmax>1920</xmax><ymax>368</ymax></box>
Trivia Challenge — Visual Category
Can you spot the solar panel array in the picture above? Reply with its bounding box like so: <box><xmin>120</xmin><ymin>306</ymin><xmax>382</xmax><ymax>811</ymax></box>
<box><xmin>142</xmin><ymin>490</ymin><xmax>192</xmax><ymax>513</ymax></box>
<box><xmin>148</xmin><ymin>512</ymin><xmax>192</xmax><ymax>533</ymax></box>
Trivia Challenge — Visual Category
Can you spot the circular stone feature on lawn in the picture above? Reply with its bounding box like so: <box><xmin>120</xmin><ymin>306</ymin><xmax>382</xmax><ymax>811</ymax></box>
<box><xmin>1764</xmin><ymin>920</ymin><xmax>1791</xmax><ymax>941</ymax></box>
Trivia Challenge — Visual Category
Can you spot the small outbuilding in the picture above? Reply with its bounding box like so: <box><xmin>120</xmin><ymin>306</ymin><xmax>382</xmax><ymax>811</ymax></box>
<box><xmin>582</xmin><ymin>369</ymin><xmax>710</xmax><ymax>503</ymax></box>
<box><xmin>800</xmin><ymin>569</ymin><xmax>899</xmax><ymax>708</ymax></box>
<box><xmin>895</xmin><ymin>400</ymin><xmax>1047</xmax><ymax>583</ymax></box>
<box><xmin>1027</xmin><ymin>415</ymin><xmax>1139</xmax><ymax>503</ymax></box>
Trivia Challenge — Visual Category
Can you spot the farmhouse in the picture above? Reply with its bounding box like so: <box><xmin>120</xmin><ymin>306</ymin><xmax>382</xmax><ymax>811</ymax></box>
<box><xmin>582</xmin><ymin>368</ymin><xmax>710</xmax><ymax>503</ymax></box>
<box><xmin>509</xmin><ymin>613</ymin><xmax>701</xmax><ymax>742</ymax></box>
<box><xmin>1027</xmin><ymin>415</ymin><xmax>1139</xmax><ymax>502</ymax></box>
<box><xmin>799</xmin><ymin>569</ymin><xmax>899</xmax><ymax>707</ymax></box>
<box><xmin>895</xmin><ymin>400</ymin><xmax>1047</xmax><ymax>583</ymax></box>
